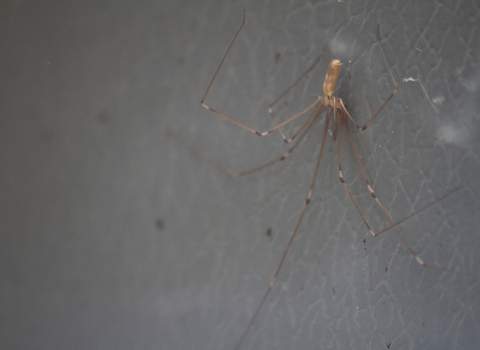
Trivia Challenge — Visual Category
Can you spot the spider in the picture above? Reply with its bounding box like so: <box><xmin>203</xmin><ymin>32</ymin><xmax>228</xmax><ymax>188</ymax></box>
<box><xmin>194</xmin><ymin>10</ymin><xmax>473</xmax><ymax>349</ymax></box>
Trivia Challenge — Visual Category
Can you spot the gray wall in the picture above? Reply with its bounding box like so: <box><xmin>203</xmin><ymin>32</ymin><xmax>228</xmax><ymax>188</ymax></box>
<box><xmin>1</xmin><ymin>1</ymin><xmax>479</xmax><ymax>349</ymax></box>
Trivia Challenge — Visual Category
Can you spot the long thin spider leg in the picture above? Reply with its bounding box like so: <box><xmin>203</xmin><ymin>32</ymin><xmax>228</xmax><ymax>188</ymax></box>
<box><xmin>201</xmin><ymin>9</ymin><xmax>245</xmax><ymax>108</ymax></box>
<box><xmin>200</xmin><ymin>10</ymin><xmax>322</xmax><ymax>137</ymax></box>
<box><xmin>273</xmin><ymin>100</ymin><xmax>320</xmax><ymax>145</ymax></box>
<box><xmin>235</xmin><ymin>109</ymin><xmax>332</xmax><ymax>350</ymax></box>
<box><xmin>343</xmin><ymin>117</ymin><xmax>476</xmax><ymax>277</ymax></box>
<box><xmin>163</xmin><ymin>129</ymin><xmax>236</xmax><ymax>177</ymax></box>
<box><xmin>375</xmin><ymin>187</ymin><xmax>462</xmax><ymax>236</ymax></box>
<box><xmin>268</xmin><ymin>110</ymin><xmax>288</xmax><ymax>141</ymax></box>
<box><xmin>236</xmin><ymin>104</ymin><xmax>324</xmax><ymax>177</ymax></box>
<box><xmin>344</xmin><ymin>24</ymin><xmax>399</xmax><ymax>132</ymax></box>
<box><xmin>203</xmin><ymin>91</ymin><xmax>322</xmax><ymax>136</ymax></box>
<box><xmin>339</xmin><ymin>98</ymin><xmax>361</xmax><ymax>130</ymax></box>
<box><xmin>338</xmin><ymin>113</ymin><xmax>371</xmax><ymax>229</ymax></box>
<box><xmin>269</xmin><ymin>56</ymin><xmax>322</xmax><ymax>111</ymax></box>
<box><xmin>270</xmin><ymin>108</ymin><xmax>320</xmax><ymax>144</ymax></box>
<box><xmin>167</xmin><ymin>103</ymin><xmax>324</xmax><ymax>180</ymax></box>
<box><xmin>268</xmin><ymin>55</ymin><xmax>323</xmax><ymax>142</ymax></box>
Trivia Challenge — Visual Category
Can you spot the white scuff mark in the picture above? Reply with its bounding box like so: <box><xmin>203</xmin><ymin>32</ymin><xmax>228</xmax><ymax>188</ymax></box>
<box><xmin>460</xmin><ymin>77</ymin><xmax>479</xmax><ymax>92</ymax></box>
<box><xmin>435</xmin><ymin>125</ymin><xmax>470</xmax><ymax>148</ymax></box>
<box><xmin>431</xmin><ymin>96</ymin><xmax>445</xmax><ymax>105</ymax></box>
<box><xmin>330</xmin><ymin>37</ymin><xmax>349</xmax><ymax>58</ymax></box>
<box><xmin>402</xmin><ymin>77</ymin><xmax>440</xmax><ymax>114</ymax></box>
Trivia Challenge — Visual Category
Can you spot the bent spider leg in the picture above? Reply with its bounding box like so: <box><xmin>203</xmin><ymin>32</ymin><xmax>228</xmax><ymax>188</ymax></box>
<box><xmin>375</xmin><ymin>187</ymin><xmax>463</xmax><ymax>237</ymax></box>
<box><xmin>235</xmin><ymin>103</ymin><xmax>324</xmax><ymax>177</ymax></box>
<box><xmin>201</xmin><ymin>10</ymin><xmax>323</xmax><ymax>137</ymax></box>
<box><xmin>342</xmin><ymin>24</ymin><xmax>399</xmax><ymax>132</ymax></box>
<box><xmin>342</xmin><ymin>108</ymin><xmax>477</xmax><ymax>277</ymax></box>
<box><xmin>268</xmin><ymin>55</ymin><xmax>324</xmax><ymax>143</ymax></box>
<box><xmin>234</xmin><ymin>108</ymin><xmax>331</xmax><ymax>350</ymax></box>
<box><xmin>167</xmin><ymin>102</ymin><xmax>324</xmax><ymax>179</ymax></box>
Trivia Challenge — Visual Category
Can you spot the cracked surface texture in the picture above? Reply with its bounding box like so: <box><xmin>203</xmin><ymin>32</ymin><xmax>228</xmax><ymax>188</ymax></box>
<box><xmin>1</xmin><ymin>1</ymin><xmax>479</xmax><ymax>350</ymax></box>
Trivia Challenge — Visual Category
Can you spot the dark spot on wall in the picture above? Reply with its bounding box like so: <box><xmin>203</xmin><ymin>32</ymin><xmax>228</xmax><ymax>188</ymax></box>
<box><xmin>40</xmin><ymin>128</ymin><xmax>54</xmax><ymax>144</ymax></box>
<box><xmin>156</xmin><ymin>218</ymin><xmax>165</xmax><ymax>231</ymax></box>
<box><xmin>266</xmin><ymin>227</ymin><xmax>272</xmax><ymax>238</ymax></box>
<box><xmin>97</xmin><ymin>110</ymin><xmax>110</xmax><ymax>124</ymax></box>
<box><xmin>274</xmin><ymin>52</ymin><xmax>280</xmax><ymax>63</ymax></box>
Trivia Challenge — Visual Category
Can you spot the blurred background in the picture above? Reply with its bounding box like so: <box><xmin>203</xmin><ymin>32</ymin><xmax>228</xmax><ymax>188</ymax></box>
<box><xmin>1</xmin><ymin>1</ymin><xmax>479</xmax><ymax>349</ymax></box>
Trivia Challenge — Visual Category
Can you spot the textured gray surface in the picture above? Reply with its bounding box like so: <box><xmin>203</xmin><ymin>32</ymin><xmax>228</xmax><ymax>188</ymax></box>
<box><xmin>1</xmin><ymin>1</ymin><xmax>479</xmax><ymax>350</ymax></box>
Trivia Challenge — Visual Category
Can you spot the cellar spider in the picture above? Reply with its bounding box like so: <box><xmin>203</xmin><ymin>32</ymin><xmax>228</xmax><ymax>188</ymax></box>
<box><xmin>194</xmin><ymin>10</ymin><xmax>477</xmax><ymax>350</ymax></box>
